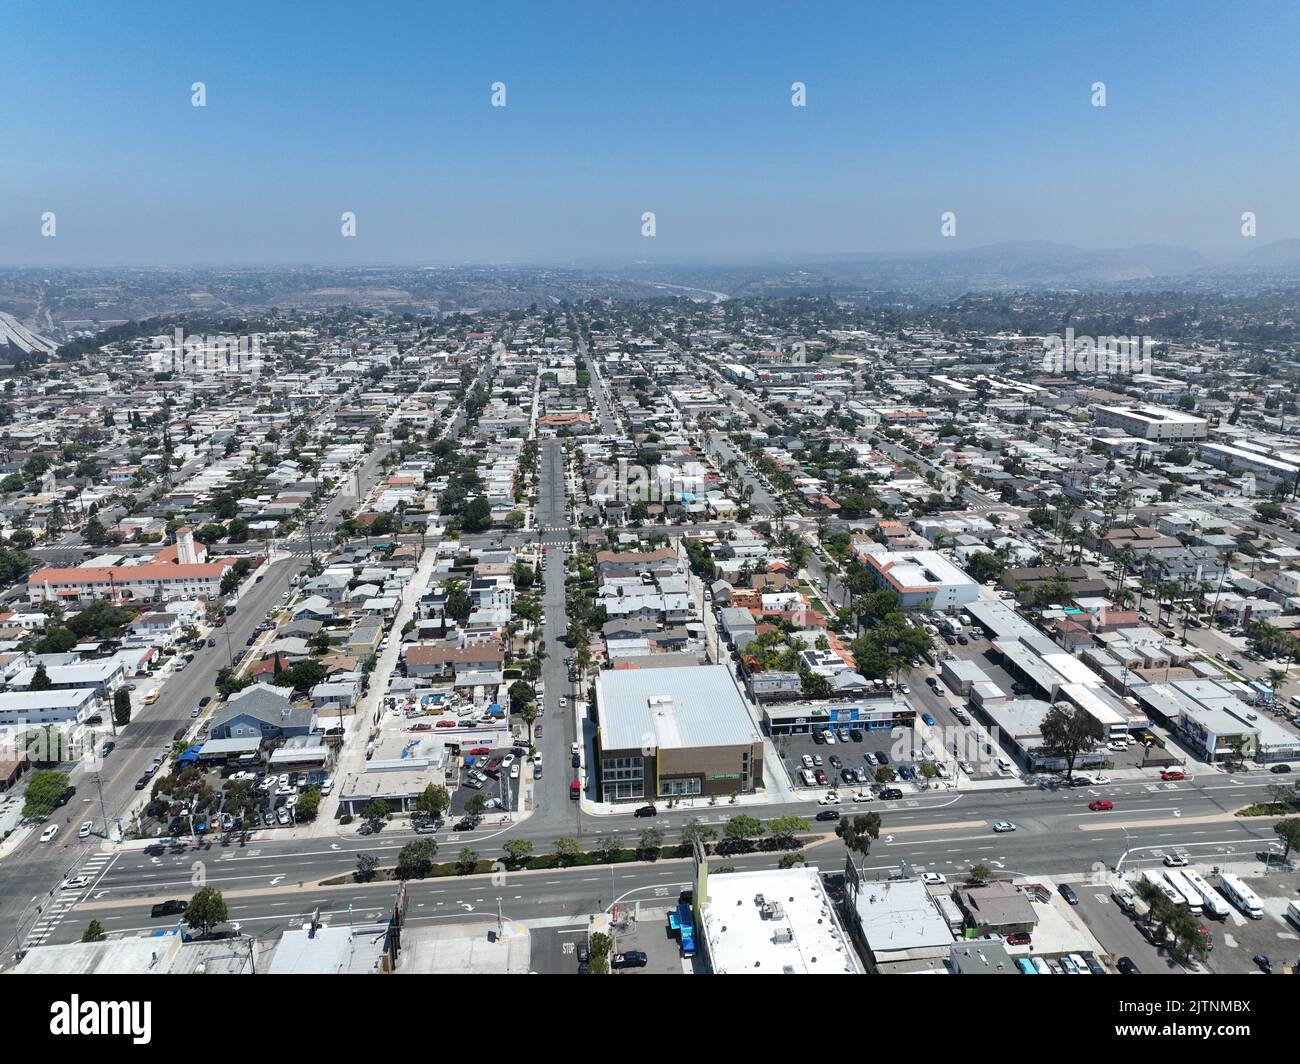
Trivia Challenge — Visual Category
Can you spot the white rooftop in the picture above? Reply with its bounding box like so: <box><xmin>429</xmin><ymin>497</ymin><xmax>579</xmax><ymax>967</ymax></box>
<box><xmin>699</xmin><ymin>866</ymin><xmax>862</xmax><ymax>975</ymax></box>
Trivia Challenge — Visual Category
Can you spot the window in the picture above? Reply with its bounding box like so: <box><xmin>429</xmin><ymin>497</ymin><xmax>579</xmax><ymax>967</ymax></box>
<box><xmin>658</xmin><ymin>777</ymin><xmax>701</xmax><ymax>798</ymax></box>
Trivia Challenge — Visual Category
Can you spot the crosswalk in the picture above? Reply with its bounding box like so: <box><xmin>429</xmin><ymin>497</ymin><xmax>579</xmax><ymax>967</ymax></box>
<box><xmin>539</xmin><ymin>525</ymin><xmax>572</xmax><ymax>534</ymax></box>
<box><xmin>22</xmin><ymin>850</ymin><xmax>115</xmax><ymax>952</ymax></box>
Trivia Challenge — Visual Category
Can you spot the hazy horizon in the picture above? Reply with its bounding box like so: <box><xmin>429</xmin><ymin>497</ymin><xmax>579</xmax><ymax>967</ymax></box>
<box><xmin>4</xmin><ymin>0</ymin><xmax>1299</xmax><ymax>266</ymax></box>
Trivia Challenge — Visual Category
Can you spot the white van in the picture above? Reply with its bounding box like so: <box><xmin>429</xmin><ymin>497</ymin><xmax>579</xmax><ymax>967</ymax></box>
<box><xmin>996</xmin><ymin>757</ymin><xmax>1013</xmax><ymax>775</ymax></box>
<box><xmin>1286</xmin><ymin>900</ymin><xmax>1300</xmax><ymax>931</ymax></box>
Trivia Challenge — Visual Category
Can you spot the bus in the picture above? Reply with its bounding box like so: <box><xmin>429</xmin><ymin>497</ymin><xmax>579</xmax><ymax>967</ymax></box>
<box><xmin>1141</xmin><ymin>869</ymin><xmax>1185</xmax><ymax>907</ymax></box>
<box><xmin>1182</xmin><ymin>869</ymin><xmax>1231</xmax><ymax>919</ymax></box>
<box><xmin>1162</xmin><ymin>868</ymin><xmax>1203</xmax><ymax>915</ymax></box>
<box><xmin>1217</xmin><ymin>872</ymin><xmax>1263</xmax><ymax>920</ymax></box>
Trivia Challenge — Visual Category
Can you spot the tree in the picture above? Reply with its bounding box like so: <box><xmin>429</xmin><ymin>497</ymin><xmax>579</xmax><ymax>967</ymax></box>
<box><xmin>778</xmin><ymin>852</ymin><xmax>807</xmax><ymax>869</ymax></box>
<box><xmin>969</xmin><ymin>863</ymin><xmax>992</xmax><ymax>885</ymax></box>
<box><xmin>637</xmin><ymin>826</ymin><xmax>665</xmax><ymax>859</ymax></box>
<box><xmin>396</xmin><ymin>837</ymin><xmax>439</xmax><ymax>879</ymax></box>
<box><xmin>81</xmin><ymin>920</ymin><xmax>106</xmax><ymax>942</ymax></box>
<box><xmin>722</xmin><ymin>814</ymin><xmax>765</xmax><ymax>846</ymax></box>
<box><xmin>1275</xmin><ymin>817</ymin><xmax>1300</xmax><ymax>862</ymax></box>
<box><xmin>184</xmin><ymin>886</ymin><xmax>229</xmax><ymax>938</ymax></box>
<box><xmin>681</xmin><ymin>818</ymin><xmax>717</xmax><ymax>849</ymax></box>
<box><xmin>462</xmin><ymin>497</ymin><xmax>492</xmax><ymax>533</ymax></box>
<box><xmin>113</xmin><ymin>687</ymin><xmax>132</xmax><ymax>726</ymax></box>
<box><xmin>22</xmin><ymin>769</ymin><xmax>69</xmax><ymax>820</ymax></box>
<box><xmin>595</xmin><ymin>834</ymin><xmax>623</xmax><ymax>863</ymax></box>
<box><xmin>28</xmin><ymin>663</ymin><xmax>53</xmax><ymax>691</ymax></box>
<box><xmin>552</xmin><ymin>836</ymin><xmax>581</xmax><ymax>867</ymax></box>
<box><xmin>455</xmin><ymin>848</ymin><xmax>479</xmax><ymax>875</ymax></box>
<box><xmin>503</xmin><ymin>839</ymin><xmax>534</xmax><ymax>867</ymax></box>
<box><xmin>508</xmin><ymin>680</ymin><xmax>536</xmax><ymax>712</ymax></box>
<box><xmin>355</xmin><ymin>852</ymin><xmax>380</xmax><ymax>882</ymax></box>
<box><xmin>296</xmin><ymin>787</ymin><xmax>320</xmax><ymax>821</ymax></box>
<box><xmin>81</xmin><ymin>517</ymin><xmax>108</xmax><ymax>545</ymax></box>
<box><xmin>414</xmin><ymin>784</ymin><xmax>450</xmax><ymax>821</ymax></box>
<box><xmin>444</xmin><ymin>581</ymin><xmax>473</xmax><ymax>624</ymax></box>
<box><xmin>464</xmin><ymin>793</ymin><xmax>488</xmax><ymax>818</ymax></box>
<box><xmin>1039</xmin><ymin>702</ymin><xmax>1105</xmax><ymax>781</ymax></box>
<box><xmin>588</xmin><ymin>930</ymin><xmax>614</xmax><ymax>975</ymax></box>
<box><xmin>361</xmin><ymin>799</ymin><xmax>391</xmax><ymax>829</ymax></box>
<box><xmin>836</xmin><ymin>812</ymin><xmax>882</xmax><ymax>860</ymax></box>
<box><xmin>766</xmin><ymin>815</ymin><xmax>811</xmax><ymax>849</ymax></box>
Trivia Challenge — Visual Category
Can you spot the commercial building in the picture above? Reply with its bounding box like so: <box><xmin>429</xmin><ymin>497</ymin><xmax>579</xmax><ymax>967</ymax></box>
<box><xmin>762</xmin><ymin>693</ymin><xmax>916</xmax><ymax>736</ymax></box>
<box><xmin>697</xmin><ymin>864</ymin><xmax>862</xmax><ymax>974</ymax></box>
<box><xmin>1093</xmin><ymin>405</ymin><xmax>1207</xmax><ymax>442</ymax></box>
<box><xmin>594</xmin><ymin>664</ymin><xmax>763</xmax><ymax>802</ymax></box>
<box><xmin>1133</xmin><ymin>679</ymin><xmax>1300</xmax><ymax>764</ymax></box>
<box><xmin>859</xmin><ymin>549</ymin><xmax>979</xmax><ymax>611</ymax></box>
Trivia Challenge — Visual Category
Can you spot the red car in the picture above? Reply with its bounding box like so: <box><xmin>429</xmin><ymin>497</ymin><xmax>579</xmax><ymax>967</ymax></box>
<box><xmin>435</xmin><ymin>719</ymin><xmax>457</xmax><ymax>728</ymax></box>
<box><xmin>1161</xmin><ymin>769</ymin><xmax>1186</xmax><ymax>781</ymax></box>
<box><xmin>1006</xmin><ymin>932</ymin><xmax>1032</xmax><ymax>946</ymax></box>
<box><xmin>1088</xmin><ymin>800</ymin><xmax>1114</xmax><ymax>811</ymax></box>
<box><xmin>466</xmin><ymin>746</ymin><xmax>490</xmax><ymax>756</ymax></box>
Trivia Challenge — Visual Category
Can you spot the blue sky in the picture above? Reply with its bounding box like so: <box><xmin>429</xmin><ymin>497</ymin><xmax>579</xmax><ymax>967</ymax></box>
<box><xmin>1</xmin><ymin>0</ymin><xmax>1296</xmax><ymax>264</ymax></box>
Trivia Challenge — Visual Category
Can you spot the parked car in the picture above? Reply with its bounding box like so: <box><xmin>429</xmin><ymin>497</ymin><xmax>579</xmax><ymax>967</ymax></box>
<box><xmin>1058</xmin><ymin>884</ymin><xmax>1079</xmax><ymax>905</ymax></box>
<box><xmin>633</xmin><ymin>805</ymin><xmax>657</xmax><ymax>818</ymax></box>
<box><xmin>1006</xmin><ymin>931</ymin><xmax>1031</xmax><ymax>946</ymax></box>
<box><xmin>1116</xmin><ymin>956</ymin><xmax>1142</xmax><ymax>975</ymax></box>
<box><xmin>610</xmin><ymin>951</ymin><xmax>648</xmax><ymax>970</ymax></box>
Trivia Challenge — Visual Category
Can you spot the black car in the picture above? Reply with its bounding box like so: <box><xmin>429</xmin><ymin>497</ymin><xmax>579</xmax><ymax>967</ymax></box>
<box><xmin>576</xmin><ymin>941</ymin><xmax>590</xmax><ymax>964</ymax></box>
<box><xmin>453</xmin><ymin>817</ymin><xmax>480</xmax><ymax>832</ymax></box>
<box><xmin>633</xmin><ymin>805</ymin><xmax>657</xmax><ymax>818</ymax></box>
<box><xmin>1059</xmin><ymin>884</ymin><xmax>1079</xmax><ymax>905</ymax></box>
<box><xmin>1270</xmin><ymin>764</ymin><xmax>1293</xmax><ymax>774</ymax></box>
<box><xmin>571</xmin><ymin>753</ymin><xmax>581</xmax><ymax>768</ymax></box>
<box><xmin>815</xmin><ymin>809</ymin><xmax>840</xmax><ymax>821</ymax></box>
<box><xmin>1116</xmin><ymin>956</ymin><xmax>1141</xmax><ymax>975</ymax></box>
<box><xmin>880</xmin><ymin>787</ymin><xmax>904</xmax><ymax>800</ymax></box>
<box><xmin>135</xmin><ymin>776</ymin><xmax>150</xmax><ymax>790</ymax></box>
<box><xmin>610</xmin><ymin>951</ymin><xmax>648</xmax><ymax>969</ymax></box>
<box><xmin>99</xmin><ymin>741</ymin><xmax>115</xmax><ymax>756</ymax></box>
<box><xmin>150</xmin><ymin>900</ymin><xmax>187</xmax><ymax>919</ymax></box>
<box><xmin>876</xmin><ymin>751</ymin><xmax>888</xmax><ymax>765</ymax></box>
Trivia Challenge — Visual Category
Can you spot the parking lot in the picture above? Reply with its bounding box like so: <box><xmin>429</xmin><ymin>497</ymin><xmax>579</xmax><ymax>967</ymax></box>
<box><xmin>140</xmin><ymin>760</ymin><xmax>327</xmax><ymax>838</ymax></box>
<box><xmin>602</xmin><ymin>908</ymin><xmax>690</xmax><ymax>975</ymax></box>
<box><xmin>1075</xmin><ymin>868</ymin><xmax>1300</xmax><ymax>974</ymax></box>
<box><xmin>776</xmin><ymin>725</ymin><xmax>944</xmax><ymax>797</ymax></box>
